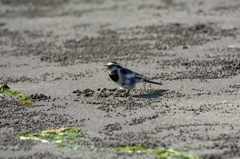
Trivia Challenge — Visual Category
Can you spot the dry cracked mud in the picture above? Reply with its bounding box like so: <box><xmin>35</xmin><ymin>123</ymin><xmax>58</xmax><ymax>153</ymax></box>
<box><xmin>1</xmin><ymin>0</ymin><xmax>240</xmax><ymax>158</ymax></box>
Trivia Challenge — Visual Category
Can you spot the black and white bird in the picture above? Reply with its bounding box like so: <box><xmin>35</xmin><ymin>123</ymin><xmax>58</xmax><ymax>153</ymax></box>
<box><xmin>104</xmin><ymin>62</ymin><xmax>162</xmax><ymax>94</ymax></box>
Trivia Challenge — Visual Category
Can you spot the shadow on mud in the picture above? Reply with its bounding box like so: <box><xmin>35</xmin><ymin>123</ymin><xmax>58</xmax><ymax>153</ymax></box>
<box><xmin>132</xmin><ymin>89</ymin><xmax>169</xmax><ymax>99</ymax></box>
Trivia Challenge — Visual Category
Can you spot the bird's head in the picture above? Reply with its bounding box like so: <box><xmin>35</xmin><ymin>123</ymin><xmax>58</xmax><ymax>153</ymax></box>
<box><xmin>104</xmin><ymin>62</ymin><xmax>120</xmax><ymax>74</ymax></box>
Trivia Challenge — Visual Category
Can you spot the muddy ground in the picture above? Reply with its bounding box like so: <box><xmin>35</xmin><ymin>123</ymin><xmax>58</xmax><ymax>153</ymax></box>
<box><xmin>1</xmin><ymin>0</ymin><xmax>240</xmax><ymax>158</ymax></box>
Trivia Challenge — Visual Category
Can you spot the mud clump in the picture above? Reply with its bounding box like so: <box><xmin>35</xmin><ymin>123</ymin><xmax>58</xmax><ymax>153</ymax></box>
<box><xmin>101</xmin><ymin>122</ymin><xmax>122</xmax><ymax>136</ymax></box>
<box><xmin>30</xmin><ymin>93</ymin><xmax>51</xmax><ymax>102</ymax></box>
<box><xmin>73</xmin><ymin>88</ymin><xmax>131</xmax><ymax>98</ymax></box>
<box><xmin>129</xmin><ymin>114</ymin><xmax>159</xmax><ymax>125</ymax></box>
<box><xmin>73</xmin><ymin>88</ymin><xmax>95</xmax><ymax>97</ymax></box>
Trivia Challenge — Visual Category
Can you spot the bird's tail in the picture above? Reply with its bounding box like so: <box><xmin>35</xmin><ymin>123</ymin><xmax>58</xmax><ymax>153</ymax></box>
<box><xmin>144</xmin><ymin>79</ymin><xmax>162</xmax><ymax>85</ymax></box>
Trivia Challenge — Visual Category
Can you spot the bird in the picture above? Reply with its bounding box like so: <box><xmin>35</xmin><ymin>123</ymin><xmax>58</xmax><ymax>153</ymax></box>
<box><xmin>104</xmin><ymin>62</ymin><xmax>162</xmax><ymax>94</ymax></box>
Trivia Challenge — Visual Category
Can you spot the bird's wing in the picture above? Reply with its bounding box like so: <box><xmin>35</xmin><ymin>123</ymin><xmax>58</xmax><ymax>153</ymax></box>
<box><xmin>119</xmin><ymin>67</ymin><xmax>144</xmax><ymax>80</ymax></box>
<box><xmin>119</xmin><ymin>67</ymin><xmax>161</xmax><ymax>85</ymax></box>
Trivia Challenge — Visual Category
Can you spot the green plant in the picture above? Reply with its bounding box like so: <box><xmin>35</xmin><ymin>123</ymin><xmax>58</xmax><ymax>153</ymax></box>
<box><xmin>0</xmin><ymin>84</ymin><xmax>33</xmax><ymax>105</ymax></box>
<box><xmin>18</xmin><ymin>127</ymin><xmax>201</xmax><ymax>159</ymax></box>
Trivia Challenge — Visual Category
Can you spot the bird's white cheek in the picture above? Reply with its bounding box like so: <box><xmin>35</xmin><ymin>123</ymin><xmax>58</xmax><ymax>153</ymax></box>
<box><xmin>108</xmin><ymin>70</ymin><xmax>112</xmax><ymax>74</ymax></box>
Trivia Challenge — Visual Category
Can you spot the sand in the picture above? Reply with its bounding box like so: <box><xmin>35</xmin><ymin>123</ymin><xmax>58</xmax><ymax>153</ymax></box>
<box><xmin>1</xmin><ymin>0</ymin><xmax>240</xmax><ymax>158</ymax></box>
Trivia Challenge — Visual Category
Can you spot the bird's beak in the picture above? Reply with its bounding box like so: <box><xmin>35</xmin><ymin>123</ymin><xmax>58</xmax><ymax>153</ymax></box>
<box><xmin>104</xmin><ymin>65</ymin><xmax>109</xmax><ymax>71</ymax></box>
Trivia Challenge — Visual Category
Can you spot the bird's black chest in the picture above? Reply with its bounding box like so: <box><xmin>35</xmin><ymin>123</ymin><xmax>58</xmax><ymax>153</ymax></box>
<box><xmin>109</xmin><ymin>71</ymin><xmax>119</xmax><ymax>82</ymax></box>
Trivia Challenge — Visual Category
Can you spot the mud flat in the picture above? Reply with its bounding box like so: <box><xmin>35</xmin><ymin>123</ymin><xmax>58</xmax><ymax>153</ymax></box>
<box><xmin>1</xmin><ymin>0</ymin><xmax>240</xmax><ymax>158</ymax></box>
